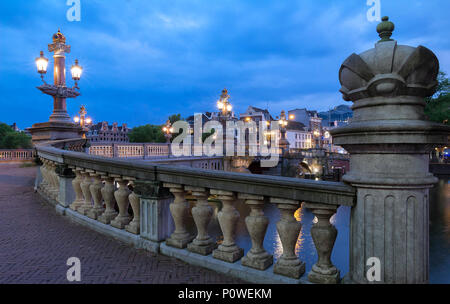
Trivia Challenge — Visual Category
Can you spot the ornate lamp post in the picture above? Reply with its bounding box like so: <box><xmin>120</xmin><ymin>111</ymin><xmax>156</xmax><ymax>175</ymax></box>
<box><xmin>35</xmin><ymin>29</ymin><xmax>83</xmax><ymax>122</ymax></box>
<box><xmin>216</xmin><ymin>88</ymin><xmax>233</xmax><ymax>120</ymax></box>
<box><xmin>313</xmin><ymin>128</ymin><xmax>321</xmax><ymax>149</ymax></box>
<box><xmin>73</xmin><ymin>105</ymin><xmax>92</xmax><ymax>138</ymax></box>
<box><xmin>28</xmin><ymin>29</ymin><xmax>85</xmax><ymax>144</ymax></box>
<box><xmin>162</xmin><ymin>119</ymin><xmax>174</xmax><ymax>143</ymax></box>
<box><xmin>278</xmin><ymin>110</ymin><xmax>290</xmax><ymax>154</ymax></box>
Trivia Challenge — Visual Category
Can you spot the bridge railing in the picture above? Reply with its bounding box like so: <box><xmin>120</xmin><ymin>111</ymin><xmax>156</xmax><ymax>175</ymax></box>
<box><xmin>0</xmin><ymin>149</ymin><xmax>35</xmax><ymax>162</ymax></box>
<box><xmin>35</xmin><ymin>140</ymin><xmax>355</xmax><ymax>284</ymax></box>
<box><xmin>88</xmin><ymin>142</ymin><xmax>170</xmax><ymax>158</ymax></box>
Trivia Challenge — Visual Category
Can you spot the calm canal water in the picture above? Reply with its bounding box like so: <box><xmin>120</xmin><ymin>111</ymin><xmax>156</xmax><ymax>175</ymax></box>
<box><xmin>201</xmin><ymin>177</ymin><xmax>449</xmax><ymax>283</ymax></box>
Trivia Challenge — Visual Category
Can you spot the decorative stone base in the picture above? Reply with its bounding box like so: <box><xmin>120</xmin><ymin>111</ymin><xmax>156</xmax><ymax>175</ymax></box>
<box><xmin>274</xmin><ymin>261</ymin><xmax>305</xmax><ymax>279</ymax></box>
<box><xmin>77</xmin><ymin>205</ymin><xmax>92</xmax><ymax>216</ymax></box>
<box><xmin>308</xmin><ymin>267</ymin><xmax>340</xmax><ymax>284</ymax></box>
<box><xmin>166</xmin><ymin>234</ymin><xmax>194</xmax><ymax>249</ymax></box>
<box><xmin>212</xmin><ymin>247</ymin><xmax>244</xmax><ymax>263</ymax></box>
<box><xmin>125</xmin><ymin>221</ymin><xmax>140</xmax><ymax>235</ymax></box>
<box><xmin>110</xmin><ymin>215</ymin><xmax>131</xmax><ymax>229</ymax></box>
<box><xmin>98</xmin><ymin>211</ymin><xmax>118</xmax><ymax>224</ymax></box>
<box><xmin>86</xmin><ymin>207</ymin><xmax>105</xmax><ymax>220</ymax></box>
<box><xmin>241</xmin><ymin>253</ymin><xmax>273</xmax><ymax>270</ymax></box>
<box><xmin>187</xmin><ymin>241</ymin><xmax>216</xmax><ymax>256</ymax></box>
<box><xmin>69</xmin><ymin>201</ymin><xmax>84</xmax><ymax>211</ymax></box>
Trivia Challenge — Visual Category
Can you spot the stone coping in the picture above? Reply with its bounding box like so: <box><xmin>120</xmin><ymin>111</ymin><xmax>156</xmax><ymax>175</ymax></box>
<box><xmin>36</xmin><ymin>143</ymin><xmax>355</xmax><ymax>206</ymax></box>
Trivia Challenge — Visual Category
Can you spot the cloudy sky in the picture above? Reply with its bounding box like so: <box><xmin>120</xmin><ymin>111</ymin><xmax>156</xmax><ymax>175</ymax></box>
<box><xmin>1</xmin><ymin>0</ymin><xmax>449</xmax><ymax>129</ymax></box>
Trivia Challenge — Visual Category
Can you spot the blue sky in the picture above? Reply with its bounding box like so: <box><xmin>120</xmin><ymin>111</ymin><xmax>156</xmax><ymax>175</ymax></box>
<box><xmin>1</xmin><ymin>0</ymin><xmax>449</xmax><ymax>129</ymax></box>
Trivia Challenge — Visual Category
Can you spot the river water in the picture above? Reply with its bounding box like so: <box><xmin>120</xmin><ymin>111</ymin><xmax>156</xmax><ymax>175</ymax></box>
<box><xmin>202</xmin><ymin>177</ymin><xmax>449</xmax><ymax>283</ymax></box>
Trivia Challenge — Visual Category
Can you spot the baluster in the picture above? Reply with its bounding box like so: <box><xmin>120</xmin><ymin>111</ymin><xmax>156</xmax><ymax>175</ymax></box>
<box><xmin>78</xmin><ymin>170</ymin><xmax>93</xmax><ymax>215</ymax></box>
<box><xmin>48</xmin><ymin>161</ymin><xmax>59</xmax><ymax>199</ymax></box>
<box><xmin>304</xmin><ymin>203</ymin><xmax>340</xmax><ymax>284</ymax></box>
<box><xmin>87</xmin><ymin>172</ymin><xmax>105</xmax><ymax>219</ymax></box>
<box><xmin>39</xmin><ymin>159</ymin><xmax>49</xmax><ymax>193</ymax></box>
<box><xmin>164</xmin><ymin>183</ymin><xmax>192</xmax><ymax>248</ymax></box>
<box><xmin>271</xmin><ymin>198</ymin><xmax>305</xmax><ymax>279</ymax></box>
<box><xmin>240</xmin><ymin>193</ymin><xmax>273</xmax><ymax>270</ymax></box>
<box><xmin>186</xmin><ymin>186</ymin><xmax>215</xmax><ymax>255</ymax></box>
<box><xmin>125</xmin><ymin>180</ymin><xmax>140</xmax><ymax>234</ymax></box>
<box><xmin>110</xmin><ymin>176</ymin><xmax>131</xmax><ymax>229</ymax></box>
<box><xmin>69</xmin><ymin>167</ymin><xmax>84</xmax><ymax>211</ymax></box>
<box><xmin>211</xmin><ymin>189</ymin><xmax>243</xmax><ymax>263</ymax></box>
<box><xmin>98</xmin><ymin>175</ymin><xmax>118</xmax><ymax>224</ymax></box>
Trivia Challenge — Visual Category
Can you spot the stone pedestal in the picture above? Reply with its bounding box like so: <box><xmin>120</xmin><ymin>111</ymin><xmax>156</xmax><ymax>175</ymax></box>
<box><xmin>28</xmin><ymin>121</ymin><xmax>84</xmax><ymax>146</ymax></box>
<box><xmin>331</xmin><ymin>17</ymin><xmax>450</xmax><ymax>284</ymax></box>
<box><xmin>136</xmin><ymin>181</ymin><xmax>173</xmax><ymax>242</ymax></box>
<box><xmin>56</xmin><ymin>164</ymin><xmax>75</xmax><ymax>208</ymax></box>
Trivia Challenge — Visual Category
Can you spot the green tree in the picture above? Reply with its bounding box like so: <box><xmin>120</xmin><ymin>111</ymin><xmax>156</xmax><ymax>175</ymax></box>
<box><xmin>128</xmin><ymin>124</ymin><xmax>166</xmax><ymax>143</ymax></box>
<box><xmin>168</xmin><ymin>114</ymin><xmax>182</xmax><ymax>124</ymax></box>
<box><xmin>0</xmin><ymin>123</ymin><xmax>32</xmax><ymax>149</ymax></box>
<box><xmin>425</xmin><ymin>71</ymin><xmax>450</xmax><ymax>125</ymax></box>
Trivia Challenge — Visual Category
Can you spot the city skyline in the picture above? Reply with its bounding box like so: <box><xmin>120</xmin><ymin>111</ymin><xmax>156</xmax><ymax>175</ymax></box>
<box><xmin>1</xmin><ymin>0</ymin><xmax>449</xmax><ymax>129</ymax></box>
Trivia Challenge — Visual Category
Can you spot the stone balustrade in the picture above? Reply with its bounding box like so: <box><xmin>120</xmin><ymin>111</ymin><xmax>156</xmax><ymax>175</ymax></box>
<box><xmin>0</xmin><ymin>149</ymin><xmax>35</xmax><ymax>162</ymax></box>
<box><xmin>35</xmin><ymin>141</ymin><xmax>355</xmax><ymax>284</ymax></box>
<box><xmin>89</xmin><ymin>143</ymin><xmax>170</xmax><ymax>158</ymax></box>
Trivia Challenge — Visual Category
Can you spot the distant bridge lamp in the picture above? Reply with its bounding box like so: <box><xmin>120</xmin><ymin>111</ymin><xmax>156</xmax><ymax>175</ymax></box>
<box><xmin>162</xmin><ymin>120</ymin><xmax>174</xmax><ymax>143</ymax></box>
<box><xmin>73</xmin><ymin>105</ymin><xmax>92</xmax><ymax>138</ymax></box>
<box><xmin>217</xmin><ymin>88</ymin><xmax>233</xmax><ymax>118</ymax></box>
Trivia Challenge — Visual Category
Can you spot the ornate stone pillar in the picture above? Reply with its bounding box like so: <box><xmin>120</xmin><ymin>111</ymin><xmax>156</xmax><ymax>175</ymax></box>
<box><xmin>305</xmin><ymin>203</ymin><xmax>340</xmax><ymax>284</ymax></box>
<box><xmin>332</xmin><ymin>17</ymin><xmax>450</xmax><ymax>283</ymax></box>
<box><xmin>55</xmin><ymin>164</ymin><xmax>75</xmax><ymax>208</ymax></box>
<box><xmin>186</xmin><ymin>186</ymin><xmax>215</xmax><ymax>255</ymax></box>
<box><xmin>69</xmin><ymin>167</ymin><xmax>84</xmax><ymax>211</ymax></box>
<box><xmin>78</xmin><ymin>170</ymin><xmax>93</xmax><ymax>215</ymax></box>
<box><xmin>135</xmin><ymin>181</ymin><xmax>173</xmax><ymax>247</ymax></box>
<box><xmin>98</xmin><ymin>175</ymin><xmax>118</xmax><ymax>224</ymax></box>
<box><xmin>271</xmin><ymin>198</ymin><xmax>305</xmax><ymax>279</ymax></box>
<box><xmin>240</xmin><ymin>193</ymin><xmax>272</xmax><ymax>270</ymax></box>
<box><xmin>164</xmin><ymin>183</ymin><xmax>192</xmax><ymax>248</ymax></box>
<box><xmin>110</xmin><ymin>176</ymin><xmax>132</xmax><ymax>229</ymax></box>
<box><xmin>211</xmin><ymin>189</ymin><xmax>244</xmax><ymax>263</ymax></box>
<box><xmin>87</xmin><ymin>172</ymin><xmax>105</xmax><ymax>219</ymax></box>
<box><xmin>125</xmin><ymin>181</ymin><xmax>141</xmax><ymax>234</ymax></box>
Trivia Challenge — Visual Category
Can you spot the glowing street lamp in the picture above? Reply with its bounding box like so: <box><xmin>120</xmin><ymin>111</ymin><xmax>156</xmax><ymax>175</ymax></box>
<box><xmin>35</xmin><ymin>51</ymin><xmax>49</xmax><ymax>82</ymax></box>
<box><xmin>35</xmin><ymin>29</ymin><xmax>83</xmax><ymax>123</ymax></box>
<box><xmin>73</xmin><ymin>105</ymin><xmax>92</xmax><ymax>138</ymax></box>
<box><xmin>278</xmin><ymin>110</ymin><xmax>290</xmax><ymax>154</ymax></box>
<box><xmin>162</xmin><ymin>119</ymin><xmax>173</xmax><ymax>143</ymax></box>
<box><xmin>217</xmin><ymin>88</ymin><xmax>232</xmax><ymax>118</ymax></box>
<box><xmin>71</xmin><ymin>59</ymin><xmax>83</xmax><ymax>89</ymax></box>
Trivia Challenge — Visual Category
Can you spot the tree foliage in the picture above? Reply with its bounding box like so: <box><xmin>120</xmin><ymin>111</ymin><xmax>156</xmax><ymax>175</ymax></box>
<box><xmin>425</xmin><ymin>71</ymin><xmax>450</xmax><ymax>125</ymax></box>
<box><xmin>0</xmin><ymin>123</ymin><xmax>32</xmax><ymax>149</ymax></box>
<box><xmin>128</xmin><ymin>124</ymin><xmax>166</xmax><ymax>143</ymax></box>
<box><xmin>168</xmin><ymin>114</ymin><xmax>182</xmax><ymax>124</ymax></box>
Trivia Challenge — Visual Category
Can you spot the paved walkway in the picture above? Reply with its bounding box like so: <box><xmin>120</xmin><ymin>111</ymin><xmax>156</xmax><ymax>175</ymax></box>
<box><xmin>0</xmin><ymin>164</ymin><xmax>244</xmax><ymax>284</ymax></box>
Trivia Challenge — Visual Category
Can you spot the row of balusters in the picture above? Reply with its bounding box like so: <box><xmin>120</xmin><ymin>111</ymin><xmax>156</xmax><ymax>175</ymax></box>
<box><xmin>38</xmin><ymin>159</ymin><xmax>341</xmax><ymax>283</ymax></box>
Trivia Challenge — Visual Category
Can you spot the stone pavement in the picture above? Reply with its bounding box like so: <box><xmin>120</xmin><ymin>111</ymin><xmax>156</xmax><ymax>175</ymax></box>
<box><xmin>0</xmin><ymin>164</ymin><xmax>244</xmax><ymax>284</ymax></box>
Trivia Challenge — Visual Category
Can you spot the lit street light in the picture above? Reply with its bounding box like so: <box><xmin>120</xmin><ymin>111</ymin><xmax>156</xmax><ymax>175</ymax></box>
<box><xmin>73</xmin><ymin>105</ymin><xmax>92</xmax><ymax>138</ymax></box>
<box><xmin>35</xmin><ymin>29</ymin><xmax>83</xmax><ymax>123</ymax></box>
<box><xmin>162</xmin><ymin>119</ymin><xmax>174</xmax><ymax>143</ymax></box>
<box><xmin>217</xmin><ymin>88</ymin><xmax>232</xmax><ymax>118</ymax></box>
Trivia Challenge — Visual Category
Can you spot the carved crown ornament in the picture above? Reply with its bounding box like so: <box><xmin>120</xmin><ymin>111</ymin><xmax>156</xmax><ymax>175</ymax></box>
<box><xmin>339</xmin><ymin>17</ymin><xmax>439</xmax><ymax>102</ymax></box>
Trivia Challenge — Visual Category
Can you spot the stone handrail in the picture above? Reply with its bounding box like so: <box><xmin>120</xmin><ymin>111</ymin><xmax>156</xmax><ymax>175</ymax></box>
<box><xmin>89</xmin><ymin>142</ymin><xmax>170</xmax><ymax>158</ymax></box>
<box><xmin>35</xmin><ymin>140</ymin><xmax>355</xmax><ymax>284</ymax></box>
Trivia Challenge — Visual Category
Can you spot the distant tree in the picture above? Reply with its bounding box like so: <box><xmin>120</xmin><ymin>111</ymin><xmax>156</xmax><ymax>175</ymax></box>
<box><xmin>0</xmin><ymin>123</ymin><xmax>32</xmax><ymax>149</ymax></box>
<box><xmin>168</xmin><ymin>114</ymin><xmax>182</xmax><ymax>124</ymax></box>
<box><xmin>128</xmin><ymin>124</ymin><xmax>166</xmax><ymax>143</ymax></box>
<box><xmin>425</xmin><ymin>71</ymin><xmax>450</xmax><ymax>125</ymax></box>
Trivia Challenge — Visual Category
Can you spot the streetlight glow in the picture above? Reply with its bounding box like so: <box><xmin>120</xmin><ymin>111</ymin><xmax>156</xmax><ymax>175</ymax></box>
<box><xmin>35</xmin><ymin>51</ymin><xmax>49</xmax><ymax>78</ymax></box>
<box><xmin>71</xmin><ymin>59</ymin><xmax>83</xmax><ymax>81</ymax></box>
<box><xmin>73</xmin><ymin>116</ymin><xmax>80</xmax><ymax>123</ymax></box>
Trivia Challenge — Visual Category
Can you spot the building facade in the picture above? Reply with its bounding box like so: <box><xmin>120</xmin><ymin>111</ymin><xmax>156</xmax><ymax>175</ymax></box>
<box><xmin>87</xmin><ymin>122</ymin><xmax>130</xmax><ymax>143</ymax></box>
